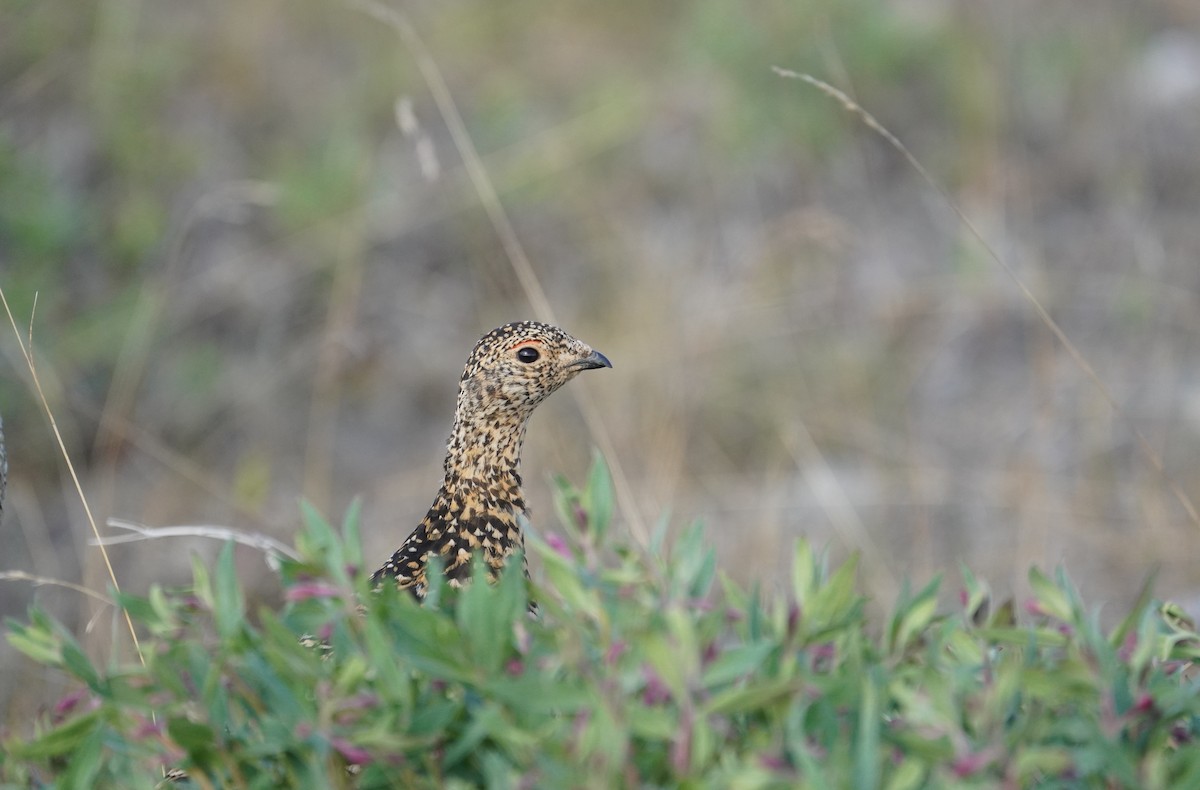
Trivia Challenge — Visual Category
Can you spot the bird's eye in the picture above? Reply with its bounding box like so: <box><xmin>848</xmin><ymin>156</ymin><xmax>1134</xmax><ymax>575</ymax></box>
<box><xmin>516</xmin><ymin>346</ymin><xmax>540</xmax><ymax>363</ymax></box>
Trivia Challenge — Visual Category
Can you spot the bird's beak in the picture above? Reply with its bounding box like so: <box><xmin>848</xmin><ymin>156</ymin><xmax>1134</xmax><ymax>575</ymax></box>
<box><xmin>569</xmin><ymin>349</ymin><xmax>612</xmax><ymax>370</ymax></box>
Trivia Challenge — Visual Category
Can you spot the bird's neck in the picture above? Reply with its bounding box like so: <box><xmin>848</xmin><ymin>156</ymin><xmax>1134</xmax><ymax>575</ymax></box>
<box><xmin>442</xmin><ymin>404</ymin><xmax>529</xmax><ymax>489</ymax></box>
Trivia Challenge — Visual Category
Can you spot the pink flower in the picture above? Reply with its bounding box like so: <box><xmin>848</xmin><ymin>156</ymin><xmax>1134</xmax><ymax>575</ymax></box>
<box><xmin>642</xmin><ymin>666</ymin><xmax>672</xmax><ymax>706</ymax></box>
<box><xmin>545</xmin><ymin>532</ymin><xmax>573</xmax><ymax>560</ymax></box>
<box><xmin>286</xmin><ymin>582</ymin><xmax>344</xmax><ymax>602</ymax></box>
<box><xmin>811</xmin><ymin>642</ymin><xmax>836</xmax><ymax>666</ymax></box>
<box><xmin>331</xmin><ymin>737</ymin><xmax>373</xmax><ymax>766</ymax></box>
<box><xmin>338</xmin><ymin>693</ymin><xmax>379</xmax><ymax>711</ymax></box>
<box><xmin>131</xmin><ymin>716</ymin><xmax>164</xmax><ymax>739</ymax></box>
<box><xmin>605</xmin><ymin>641</ymin><xmax>627</xmax><ymax>665</ymax></box>
<box><xmin>52</xmin><ymin>688</ymin><xmax>90</xmax><ymax>722</ymax></box>
<box><xmin>786</xmin><ymin>603</ymin><xmax>801</xmax><ymax>638</ymax></box>
<box><xmin>759</xmin><ymin>754</ymin><xmax>788</xmax><ymax>771</ymax></box>
<box><xmin>1163</xmin><ymin>660</ymin><xmax>1189</xmax><ymax>676</ymax></box>
<box><xmin>952</xmin><ymin>750</ymin><xmax>991</xmax><ymax>777</ymax></box>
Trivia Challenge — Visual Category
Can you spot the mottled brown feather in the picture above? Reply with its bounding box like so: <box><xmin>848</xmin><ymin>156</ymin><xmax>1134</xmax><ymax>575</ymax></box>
<box><xmin>371</xmin><ymin>321</ymin><xmax>610</xmax><ymax>597</ymax></box>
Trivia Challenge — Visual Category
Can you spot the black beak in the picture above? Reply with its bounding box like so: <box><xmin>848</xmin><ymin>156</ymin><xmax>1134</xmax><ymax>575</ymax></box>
<box><xmin>570</xmin><ymin>349</ymin><xmax>612</xmax><ymax>371</ymax></box>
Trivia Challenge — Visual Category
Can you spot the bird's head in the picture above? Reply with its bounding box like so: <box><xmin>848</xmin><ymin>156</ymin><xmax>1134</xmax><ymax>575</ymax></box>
<box><xmin>458</xmin><ymin>321</ymin><xmax>611</xmax><ymax>419</ymax></box>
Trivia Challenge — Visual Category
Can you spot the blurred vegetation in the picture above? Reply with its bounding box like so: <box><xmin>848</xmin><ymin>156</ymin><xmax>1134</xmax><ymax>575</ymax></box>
<box><xmin>3</xmin><ymin>0</ymin><xmax>1200</xmax><ymax>740</ymax></box>
<box><xmin>5</xmin><ymin>461</ymin><xmax>1200</xmax><ymax>787</ymax></box>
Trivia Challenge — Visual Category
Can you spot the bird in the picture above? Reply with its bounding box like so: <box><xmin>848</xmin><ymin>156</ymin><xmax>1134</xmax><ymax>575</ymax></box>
<box><xmin>370</xmin><ymin>321</ymin><xmax>611</xmax><ymax>598</ymax></box>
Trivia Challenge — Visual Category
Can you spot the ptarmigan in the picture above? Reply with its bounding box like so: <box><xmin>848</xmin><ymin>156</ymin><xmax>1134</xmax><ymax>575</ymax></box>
<box><xmin>371</xmin><ymin>321</ymin><xmax>610</xmax><ymax>597</ymax></box>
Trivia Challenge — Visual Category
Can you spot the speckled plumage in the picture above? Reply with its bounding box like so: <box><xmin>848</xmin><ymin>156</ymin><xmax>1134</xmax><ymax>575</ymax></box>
<box><xmin>371</xmin><ymin>321</ymin><xmax>611</xmax><ymax>597</ymax></box>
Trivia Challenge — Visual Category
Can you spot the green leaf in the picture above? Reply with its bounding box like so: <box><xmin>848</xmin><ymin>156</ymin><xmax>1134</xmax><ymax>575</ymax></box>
<box><xmin>1028</xmin><ymin>567</ymin><xmax>1074</xmax><ymax>622</ymax></box>
<box><xmin>421</xmin><ymin>554</ymin><xmax>449</xmax><ymax>608</ymax></box>
<box><xmin>559</xmin><ymin>700</ymin><xmax>611</xmax><ymax>770</ymax></box>
<box><xmin>1129</xmin><ymin>604</ymin><xmax>1159</xmax><ymax>675</ymax></box>
<box><xmin>192</xmin><ymin>552</ymin><xmax>214</xmax><ymax>609</ymax></box>
<box><xmin>642</xmin><ymin>630</ymin><xmax>689</xmax><ymax>703</ymax></box>
<box><xmin>705</xmin><ymin>677</ymin><xmax>802</xmax><ymax>715</ymax></box>
<box><xmin>362</xmin><ymin>618</ymin><xmax>412</xmax><ymax>705</ymax></box>
<box><xmin>483</xmin><ymin>675</ymin><xmax>592</xmax><ymax>712</ymax></box>
<box><xmin>213</xmin><ymin>540</ymin><xmax>245</xmax><ymax>641</ymax></box>
<box><xmin>792</xmin><ymin>539</ymin><xmax>817</xmax><ymax>602</ymax></box>
<box><xmin>494</xmin><ymin>548</ymin><xmax>528</xmax><ymax>623</ymax></box>
<box><xmin>298</xmin><ymin>500</ymin><xmax>349</xmax><ymax>583</ymax></box>
<box><xmin>550</xmin><ymin>473</ymin><xmax>583</xmax><ymax>535</ymax></box>
<box><xmin>807</xmin><ymin>553</ymin><xmax>861</xmax><ymax>635</ymax></box>
<box><xmin>943</xmin><ymin>628</ymin><xmax>984</xmax><ymax>666</ymax></box>
<box><xmin>8</xmin><ymin>709</ymin><xmax>102</xmax><ymax>760</ymax></box>
<box><xmin>299</xmin><ymin>499</ymin><xmax>338</xmax><ymax>550</ymax></box>
<box><xmin>786</xmin><ymin>699</ymin><xmax>831</xmax><ymax>786</ymax></box>
<box><xmin>1108</xmin><ymin>571</ymin><xmax>1156</xmax><ymax>651</ymax></box>
<box><xmin>884</xmin><ymin>759</ymin><xmax>927</xmax><ymax>790</ymax></box>
<box><xmin>701</xmin><ymin>641</ymin><xmax>776</xmax><ymax>688</ymax></box>
<box><xmin>115</xmin><ymin>590</ymin><xmax>158</xmax><ymax>627</ymax></box>
<box><xmin>457</xmin><ymin>553</ymin><xmax>523</xmax><ymax>675</ymax></box>
<box><xmin>410</xmin><ymin>696</ymin><xmax>461</xmax><ymax>738</ymax></box>
<box><xmin>531</xmin><ymin>534</ymin><xmax>602</xmax><ymax>621</ymax></box>
<box><xmin>959</xmin><ymin>564</ymin><xmax>991</xmax><ymax>624</ymax></box>
<box><xmin>61</xmin><ymin>639</ymin><xmax>102</xmax><ymax>692</ymax></box>
<box><xmin>746</xmin><ymin>583</ymin><xmax>765</xmax><ymax>641</ymax></box>
<box><xmin>670</xmin><ymin>522</ymin><xmax>716</xmax><ymax>598</ymax></box>
<box><xmin>480</xmin><ymin>750</ymin><xmax>518</xmax><ymax>790</ymax></box>
<box><xmin>1013</xmin><ymin>747</ymin><xmax>1073</xmax><ymax>783</ymax></box>
<box><xmin>626</xmin><ymin>705</ymin><xmax>678</xmax><ymax>739</ymax></box>
<box><xmin>854</xmin><ymin>669</ymin><xmax>881</xmax><ymax>790</ymax></box>
<box><xmin>148</xmin><ymin>584</ymin><xmax>178</xmax><ymax>631</ymax></box>
<box><xmin>888</xmin><ymin>575</ymin><xmax>941</xmax><ymax>654</ymax></box>
<box><xmin>6</xmin><ymin>618</ymin><xmax>62</xmax><ymax>666</ymax></box>
<box><xmin>383</xmin><ymin>597</ymin><xmax>473</xmax><ymax>682</ymax></box>
<box><xmin>341</xmin><ymin>496</ymin><xmax>365</xmax><ymax>573</ymax></box>
<box><xmin>168</xmin><ymin>716</ymin><xmax>218</xmax><ymax>761</ymax></box>
<box><xmin>445</xmin><ymin>703</ymin><xmax>520</xmax><ymax>767</ymax></box>
<box><xmin>581</xmin><ymin>450</ymin><xmax>614</xmax><ymax>538</ymax></box>
<box><xmin>57</xmin><ymin>725</ymin><xmax>103</xmax><ymax>788</ymax></box>
<box><xmin>690</xmin><ymin>714</ymin><xmax>714</xmax><ymax>773</ymax></box>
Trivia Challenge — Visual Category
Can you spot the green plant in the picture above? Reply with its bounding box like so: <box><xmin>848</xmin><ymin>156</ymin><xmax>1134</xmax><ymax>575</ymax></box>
<box><xmin>4</xmin><ymin>457</ymin><xmax>1200</xmax><ymax>787</ymax></box>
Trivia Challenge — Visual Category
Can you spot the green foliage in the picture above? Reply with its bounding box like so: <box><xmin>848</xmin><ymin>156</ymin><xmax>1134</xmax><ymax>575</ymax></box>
<box><xmin>4</xmin><ymin>457</ymin><xmax>1200</xmax><ymax>787</ymax></box>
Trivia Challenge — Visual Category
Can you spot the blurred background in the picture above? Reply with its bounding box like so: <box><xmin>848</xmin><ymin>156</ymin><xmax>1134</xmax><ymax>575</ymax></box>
<box><xmin>3</xmin><ymin>0</ymin><xmax>1200</xmax><ymax>721</ymax></box>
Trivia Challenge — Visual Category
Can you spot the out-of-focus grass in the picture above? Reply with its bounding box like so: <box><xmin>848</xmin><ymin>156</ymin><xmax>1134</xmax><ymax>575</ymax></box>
<box><xmin>3</xmin><ymin>0</ymin><xmax>1199</xmax><ymax>725</ymax></box>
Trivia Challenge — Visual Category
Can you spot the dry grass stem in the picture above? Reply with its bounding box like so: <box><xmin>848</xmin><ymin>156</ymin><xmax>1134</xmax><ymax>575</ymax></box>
<box><xmin>344</xmin><ymin>0</ymin><xmax>648</xmax><ymax>547</ymax></box>
<box><xmin>776</xmin><ymin>67</ymin><xmax>1200</xmax><ymax>533</ymax></box>
<box><xmin>0</xmin><ymin>286</ymin><xmax>148</xmax><ymax>664</ymax></box>
<box><xmin>0</xmin><ymin>570</ymin><xmax>115</xmax><ymax>607</ymax></box>
<box><xmin>98</xmin><ymin>519</ymin><xmax>302</xmax><ymax>568</ymax></box>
